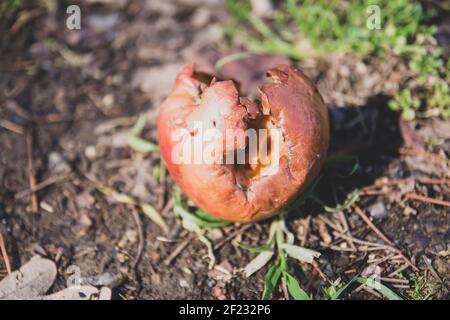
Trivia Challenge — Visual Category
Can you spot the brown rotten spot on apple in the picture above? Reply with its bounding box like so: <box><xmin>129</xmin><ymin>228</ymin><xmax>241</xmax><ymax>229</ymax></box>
<box><xmin>158</xmin><ymin>64</ymin><xmax>329</xmax><ymax>222</ymax></box>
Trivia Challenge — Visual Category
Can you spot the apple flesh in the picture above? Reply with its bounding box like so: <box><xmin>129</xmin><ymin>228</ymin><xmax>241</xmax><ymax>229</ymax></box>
<box><xmin>157</xmin><ymin>64</ymin><xmax>329</xmax><ymax>222</ymax></box>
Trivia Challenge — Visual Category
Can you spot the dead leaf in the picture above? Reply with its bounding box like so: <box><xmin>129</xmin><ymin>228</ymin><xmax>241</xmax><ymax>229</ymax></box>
<box><xmin>194</xmin><ymin>50</ymin><xmax>291</xmax><ymax>97</ymax></box>
<box><xmin>0</xmin><ymin>256</ymin><xmax>112</xmax><ymax>300</ymax></box>
<box><xmin>141</xmin><ymin>203</ymin><xmax>169</xmax><ymax>235</ymax></box>
<box><xmin>41</xmin><ymin>286</ymin><xmax>109</xmax><ymax>300</ymax></box>
<box><xmin>41</xmin><ymin>287</ymin><xmax>94</xmax><ymax>300</ymax></box>
<box><xmin>208</xmin><ymin>260</ymin><xmax>233</xmax><ymax>283</ymax></box>
<box><xmin>0</xmin><ymin>256</ymin><xmax>56</xmax><ymax>300</ymax></box>
<box><xmin>244</xmin><ymin>250</ymin><xmax>274</xmax><ymax>278</ymax></box>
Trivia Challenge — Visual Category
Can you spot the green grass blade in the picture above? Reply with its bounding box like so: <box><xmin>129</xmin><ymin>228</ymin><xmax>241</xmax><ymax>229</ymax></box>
<box><xmin>174</xmin><ymin>200</ymin><xmax>230</xmax><ymax>229</ymax></box>
<box><xmin>281</xmin><ymin>244</ymin><xmax>321</xmax><ymax>264</ymax></box>
<box><xmin>128</xmin><ymin>113</ymin><xmax>159</xmax><ymax>153</ymax></box>
<box><xmin>127</xmin><ymin>135</ymin><xmax>159</xmax><ymax>153</ymax></box>
<box><xmin>356</xmin><ymin>277</ymin><xmax>403</xmax><ymax>300</ymax></box>
<box><xmin>195</xmin><ymin>209</ymin><xmax>230</xmax><ymax>224</ymax></box>
<box><xmin>262</xmin><ymin>261</ymin><xmax>282</xmax><ymax>300</ymax></box>
<box><xmin>330</xmin><ymin>277</ymin><xmax>357</xmax><ymax>300</ymax></box>
<box><xmin>283</xmin><ymin>272</ymin><xmax>310</xmax><ymax>300</ymax></box>
<box><xmin>129</xmin><ymin>113</ymin><xmax>147</xmax><ymax>136</ymax></box>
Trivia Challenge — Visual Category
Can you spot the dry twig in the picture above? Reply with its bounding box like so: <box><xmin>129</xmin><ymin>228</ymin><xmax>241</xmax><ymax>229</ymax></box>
<box><xmin>388</xmin><ymin>264</ymin><xmax>410</xmax><ymax>277</ymax></box>
<box><xmin>26</xmin><ymin>131</ymin><xmax>38</xmax><ymax>213</ymax></box>
<box><xmin>380</xmin><ymin>277</ymin><xmax>410</xmax><ymax>284</ymax></box>
<box><xmin>130</xmin><ymin>208</ymin><xmax>145</xmax><ymax>270</ymax></box>
<box><xmin>405</xmin><ymin>192</ymin><xmax>450</xmax><ymax>207</ymax></box>
<box><xmin>399</xmin><ymin>147</ymin><xmax>450</xmax><ymax>167</ymax></box>
<box><xmin>299</xmin><ymin>215</ymin><xmax>311</xmax><ymax>246</ymax></box>
<box><xmin>353</xmin><ymin>204</ymin><xmax>393</xmax><ymax>246</ymax></box>
<box><xmin>164</xmin><ymin>235</ymin><xmax>193</xmax><ymax>266</ymax></box>
<box><xmin>312</xmin><ymin>261</ymin><xmax>331</xmax><ymax>284</ymax></box>
<box><xmin>213</xmin><ymin>224</ymin><xmax>253</xmax><ymax>250</ymax></box>
<box><xmin>0</xmin><ymin>119</ymin><xmax>25</xmax><ymax>134</ymax></box>
<box><xmin>0</xmin><ymin>226</ymin><xmax>12</xmax><ymax>274</ymax></box>
<box><xmin>281</xmin><ymin>277</ymin><xmax>290</xmax><ymax>300</ymax></box>
<box><xmin>352</xmin><ymin>204</ymin><xmax>418</xmax><ymax>272</ymax></box>
<box><xmin>15</xmin><ymin>173</ymin><xmax>71</xmax><ymax>199</ymax></box>
<box><xmin>421</xmin><ymin>255</ymin><xmax>442</xmax><ymax>283</ymax></box>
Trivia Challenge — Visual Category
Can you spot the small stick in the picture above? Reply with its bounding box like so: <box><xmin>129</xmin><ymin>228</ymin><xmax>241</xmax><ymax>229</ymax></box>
<box><xmin>130</xmin><ymin>208</ymin><xmax>145</xmax><ymax>270</ymax></box>
<box><xmin>15</xmin><ymin>173</ymin><xmax>70</xmax><ymax>199</ymax></box>
<box><xmin>338</xmin><ymin>211</ymin><xmax>356</xmax><ymax>250</ymax></box>
<box><xmin>312</xmin><ymin>261</ymin><xmax>331</xmax><ymax>284</ymax></box>
<box><xmin>332</xmin><ymin>231</ymin><xmax>389</xmax><ymax>249</ymax></box>
<box><xmin>417</xmin><ymin>178</ymin><xmax>450</xmax><ymax>185</ymax></box>
<box><xmin>405</xmin><ymin>192</ymin><xmax>450</xmax><ymax>207</ymax></box>
<box><xmin>317</xmin><ymin>215</ymin><xmax>342</xmax><ymax>233</ymax></box>
<box><xmin>320</xmin><ymin>243</ymin><xmax>356</xmax><ymax>252</ymax></box>
<box><xmin>380</xmin><ymin>277</ymin><xmax>410</xmax><ymax>284</ymax></box>
<box><xmin>344</xmin><ymin>268</ymin><xmax>357</xmax><ymax>274</ymax></box>
<box><xmin>281</xmin><ymin>277</ymin><xmax>290</xmax><ymax>300</ymax></box>
<box><xmin>160</xmin><ymin>197</ymin><xmax>175</xmax><ymax>218</ymax></box>
<box><xmin>351</xmin><ymin>206</ymin><xmax>418</xmax><ymax>271</ymax></box>
<box><xmin>361</xmin><ymin>177</ymin><xmax>414</xmax><ymax>191</ymax></box>
<box><xmin>389</xmin><ymin>254</ymin><xmax>407</xmax><ymax>262</ymax></box>
<box><xmin>355</xmin><ymin>284</ymin><xmax>382</xmax><ymax>299</ymax></box>
<box><xmin>353</xmin><ymin>204</ymin><xmax>393</xmax><ymax>246</ymax></box>
<box><xmin>421</xmin><ymin>255</ymin><xmax>442</xmax><ymax>283</ymax></box>
<box><xmin>391</xmin><ymin>284</ymin><xmax>410</xmax><ymax>289</ymax></box>
<box><xmin>0</xmin><ymin>119</ymin><xmax>25</xmax><ymax>135</ymax></box>
<box><xmin>388</xmin><ymin>264</ymin><xmax>409</xmax><ymax>277</ymax></box>
<box><xmin>359</xmin><ymin>246</ymin><xmax>394</xmax><ymax>252</ymax></box>
<box><xmin>4</xmin><ymin>99</ymin><xmax>32</xmax><ymax>120</ymax></box>
<box><xmin>363</xmin><ymin>287</ymin><xmax>383</xmax><ymax>299</ymax></box>
<box><xmin>213</xmin><ymin>223</ymin><xmax>253</xmax><ymax>250</ymax></box>
<box><xmin>337</xmin><ymin>211</ymin><xmax>350</xmax><ymax>233</ymax></box>
<box><xmin>399</xmin><ymin>147</ymin><xmax>450</xmax><ymax>167</ymax></box>
<box><xmin>26</xmin><ymin>131</ymin><xmax>38</xmax><ymax>214</ymax></box>
<box><xmin>164</xmin><ymin>235</ymin><xmax>192</xmax><ymax>266</ymax></box>
<box><xmin>299</xmin><ymin>215</ymin><xmax>311</xmax><ymax>246</ymax></box>
<box><xmin>361</xmin><ymin>190</ymin><xmax>450</xmax><ymax>207</ymax></box>
<box><xmin>360</xmin><ymin>190</ymin><xmax>391</xmax><ymax>196</ymax></box>
<box><xmin>0</xmin><ymin>226</ymin><xmax>12</xmax><ymax>274</ymax></box>
<box><xmin>368</xmin><ymin>253</ymin><xmax>397</xmax><ymax>265</ymax></box>
<box><xmin>157</xmin><ymin>161</ymin><xmax>167</xmax><ymax>210</ymax></box>
<box><xmin>361</xmin><ymin>177</ymin><xmax>450</xmax><ymax>196</ymax></box>
<box><xmin>317</xmin><ymin>219</ymin><xmax>332</xmax><ymax>244</ymax></box>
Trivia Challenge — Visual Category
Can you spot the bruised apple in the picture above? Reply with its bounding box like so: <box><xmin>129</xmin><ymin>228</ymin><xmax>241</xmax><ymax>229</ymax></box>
<box><xmin>157</xmin><ymin>64</ymin><xmax>329</xmax><ymax>222</ymax></box>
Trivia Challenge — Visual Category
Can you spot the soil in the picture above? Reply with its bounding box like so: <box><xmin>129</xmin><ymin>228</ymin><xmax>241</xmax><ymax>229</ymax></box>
<box><xmin>0</xmin><ymin>0</ymin><xmax>449</xmax><ymax>300</ymax></box>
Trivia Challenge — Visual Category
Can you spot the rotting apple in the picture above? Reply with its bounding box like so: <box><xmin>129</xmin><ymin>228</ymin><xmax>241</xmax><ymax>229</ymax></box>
<box><xmin>157</xmin><ymin>64</ymin><xmax>329</xmax><ymax>222</ymax></box>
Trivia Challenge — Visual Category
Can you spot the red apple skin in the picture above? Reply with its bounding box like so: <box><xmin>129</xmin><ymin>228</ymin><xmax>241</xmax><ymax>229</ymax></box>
<box><xmin>158</xmin><ymin>64</ymin><xmax>329</xmax><ymax>222</ymax></box>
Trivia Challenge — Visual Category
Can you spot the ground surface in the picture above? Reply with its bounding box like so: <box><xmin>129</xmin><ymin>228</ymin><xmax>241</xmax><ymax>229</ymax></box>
<box><xmin>0</xmin><ymin>0</ymin><xmax>449</xmax><ymax>300</ymax></box>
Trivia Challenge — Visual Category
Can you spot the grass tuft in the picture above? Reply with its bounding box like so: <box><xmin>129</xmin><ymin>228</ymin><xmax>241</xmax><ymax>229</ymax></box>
<box><xmin>226</xmin><ymin>0</ymin><xmax>449</xmax><ymax>120</ymax></box>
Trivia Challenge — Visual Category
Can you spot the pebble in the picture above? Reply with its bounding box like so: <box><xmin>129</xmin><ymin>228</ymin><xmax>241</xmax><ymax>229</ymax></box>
<box><xmin>190</xmin><ymin>8</ymin><xmax>211</xmax><ymax>28</ymax></box>
<box><xmin>48</xmin><ymin>151</ymin><xmax>71</xmax><ymax>174</ymax></box>
<box><xmin>179</xmin><ymin>279</ymin><xmax>190</xmax><ymax>288</ymax></box>
<box><xmin>403</xmin><ymin>205</ymin><xmax>417</xmax><ymax>216</ymax></box>
<box><xmin>369</xmin><ymin>201</ymin><xmax>388</xmax><ymax>219</ymax></box>
<box><xmin>132</xmin><ymin>63</ymin><xmax>184</xmax><ymax>103</ymax></box>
